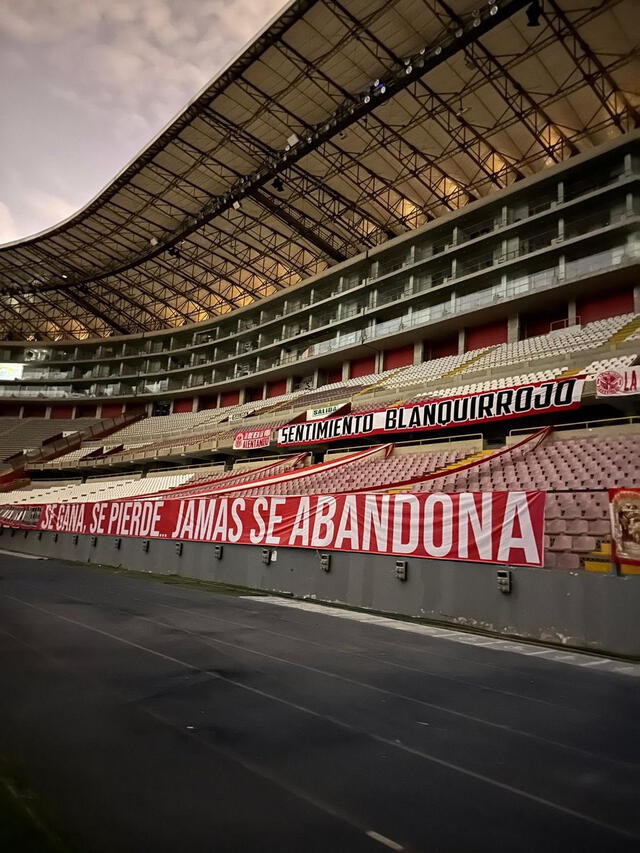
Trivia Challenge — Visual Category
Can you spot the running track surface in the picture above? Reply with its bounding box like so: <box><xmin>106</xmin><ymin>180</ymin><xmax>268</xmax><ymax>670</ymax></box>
<box><xmin>0</xmin><ymin>554</ymin><xmax>638</xmax><ymax>852</ymax></box>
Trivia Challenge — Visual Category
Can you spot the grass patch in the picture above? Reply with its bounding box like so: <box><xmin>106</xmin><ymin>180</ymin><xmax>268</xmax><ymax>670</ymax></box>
<box><xmin>0</xmin><ymin>757</ymin><xmax>75</xmax><ymax>852</ymax></box>
<box><xmin>82</xmin><ymin>560</ymin><xmax>270</xmax><ymax>598</ymax></box>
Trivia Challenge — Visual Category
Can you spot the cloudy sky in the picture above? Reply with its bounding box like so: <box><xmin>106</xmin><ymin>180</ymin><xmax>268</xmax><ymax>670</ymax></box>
<box><xmin>0</xmin><ymin>0</ymin><xmax>284</xmax><ymax>244</ymax></box>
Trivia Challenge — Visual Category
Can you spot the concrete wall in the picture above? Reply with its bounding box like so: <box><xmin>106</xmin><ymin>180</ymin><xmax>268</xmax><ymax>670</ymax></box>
<box><xmin>2</xmin><ymin>527</ymin><xmax>639</xmax><ymax>658</ymax></box>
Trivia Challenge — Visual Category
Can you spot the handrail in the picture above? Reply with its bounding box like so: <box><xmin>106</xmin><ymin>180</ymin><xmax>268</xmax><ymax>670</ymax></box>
<box><xmin>326</xmin><ymin>432</ymin><xmax>484</xmax><ymax>456</ymax></box>
<box><xmin>509</xmin><ymin>416</ymin><xmax>640</xmax><ymax>436</ymax></box>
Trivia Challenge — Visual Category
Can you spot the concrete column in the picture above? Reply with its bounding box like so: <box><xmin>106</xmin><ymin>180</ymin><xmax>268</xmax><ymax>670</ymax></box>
<box><xmin>342</xmin><ymin>361</ymin><xmax>350</xmax><ymax>381</ymax></box>
<box><xmin>633</xmin><ymin>284</ymin><xmax>640</xmax><ymax>313</ymax></box>
<box><xmin>45</xmin><ymin>406</ymin><xmax>51</xmax><ymax>418</ymax></box>
<box><xmin>375</xmin><ymin>351</ymin><xmax>384</xmax><ymax>373</ymax></box>
<box><xmin>458</xmin><ymin>329</ymin><xmax>466</xmax><ymax>355</ymax></box>
<box><xmin>285</xmin><ymin>376</ymin><xmax>294</xmax><ymax>394</ymax></box>
<box><xmin>192</xmin><ymin>397</ymin><xmax>198</xmax><ymax>413</ymax></box>
<box><xmin>413</xmin><ymin>340</ymin><xmax>423</xmax><ymax>364</ymax></box>
<box><xmin>18</xmin><ymin>405</ymin><xmax>24</xmax><ymax>418</ymax></box>
<box><xmin>261</xmin><ymin>383</ymin><xmax>268</xmax><ymax>400</ymax></box>
<box><xmin>507</xmin><ymin>314</ymin><xmax>520</xmax><ymax>344</ymax></box>
<box><xmin>558</xmin><ymin>255</ymin><xmax>566</xmax><ymax>281</ymax></box>
<box><xmin>216</xmin><ymin>392</ymin><xmax>221</xmax><ymax>409</ymax></box>
<box><xmin>95</xmin><ymin>404</ymin><xmax>102</xmax><ymax>418</ymax></box>
<box><xmin>567</xmin><ymin>299</ymin><xmax>577</xmax><ymax>327</ymax></box>
<box><xmin>626</xmin><ymin>192</ymin><xmax>634</xmax><ymax>216</ymax></box>
<box><xmin>71</xmin><ymin>406</ymin><xmax>77</xmax><ymax>419</ymax></box>
<box><xmin>238</xmin><ymin>387</ymin><xmax>246</xmax><ymax>405</ymax></box>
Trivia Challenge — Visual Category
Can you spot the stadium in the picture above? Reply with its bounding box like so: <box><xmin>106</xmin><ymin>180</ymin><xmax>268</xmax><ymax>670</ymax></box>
<box><xmin>0</xmin><ymin>1</ymin><xmax>639</xmax><ymax>850</ymax></box>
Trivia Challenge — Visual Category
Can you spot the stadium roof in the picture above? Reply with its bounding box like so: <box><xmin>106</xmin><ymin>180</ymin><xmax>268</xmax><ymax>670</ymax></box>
<box><xmin>0</xmin><ymin>0</ymin><xmax>637</xmax><ymax>341</ymax></box>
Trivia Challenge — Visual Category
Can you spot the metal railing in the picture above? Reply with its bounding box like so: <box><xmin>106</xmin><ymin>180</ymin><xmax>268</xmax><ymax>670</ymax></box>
<box><xmin>510</xmin><ymin>415</ymin><xmax>640</xmax><ymax>437</ymax></box>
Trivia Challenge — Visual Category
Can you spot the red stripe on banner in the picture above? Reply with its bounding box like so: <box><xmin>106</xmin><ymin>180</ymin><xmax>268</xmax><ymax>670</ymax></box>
<box><xmin>0</xmin><ymin>490</ymin><xmax>546</xmax><ymax>568</ymax></box>
<box><xmin>132</xmin><ymin>453</ymin><xmax>308</xmax><ymax>502</ymax></box>
<box><xmin>344</xmin><ymin>427</ymin><xmax>552</xmax><ymax>494</ymax></box>
<box><xmin>148</xmin><ymin>443</ymin><xmax>393</xmax><ymax>500</ymax></box>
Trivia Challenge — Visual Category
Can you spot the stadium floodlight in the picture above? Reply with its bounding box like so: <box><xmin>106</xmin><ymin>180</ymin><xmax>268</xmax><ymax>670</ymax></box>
<box><xmin>287</xmin><ymin>133</ymin><xmax>299</xmax><ymax>148</ymax></box>
<box><xmin>232</xmin><ymin>200</ymin><xmax>241</xmax><ymax>210</ymax></box>
<box><xmin>526</xmin><ymin>0</ymin><xmax>542</xmax><ymax>26</ymax></box>
<box><xmin>149</xmin><ymin>236</ymin><xmax>158</xmax><ymax>247</ymax></box>
<box><xmin>61</xmin><ymin>274</ymin><xmax>68</xmax><ymax>279</ymax></box>
<box><xmin>489</xmin><ymin>3</ymin><xmax>499</xmax><ymax>15</ymax></box>
<box><xmin>272</xmin><ymin>176</ymin><xmax>285</xmax><ymax>192</ymax></box>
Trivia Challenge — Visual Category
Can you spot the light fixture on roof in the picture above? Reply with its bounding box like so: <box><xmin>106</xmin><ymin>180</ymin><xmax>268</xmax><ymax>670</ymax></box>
<box><xmin>61</xmin><ymin>274</ymin><xmax>68</xmax><ymax>279</ymax></box>
<box><xmin>149</xmin><ymin>236</ymin><xmax>159</xmax><ymax>247</ymax></box>
<box><xmin>373</xmin><ymin>79</ymin><xmax>386</xmax><ymax>96</ymax></box>
<box><xmin>287</xmin><ymin>132</ymin><xmax>299</xmax><ymax>148</ymax></box>
<box><xmin>232</xmin><ymin>200</ymin><xmax>241</xmax><ymax>210</ymax></box>
<box><xmin>272</xmin><ymin>176</ymin><xmax>285</xmax><ymax>192</ymax></box>
<box><xmin>526</xmin><ymin>0</ymin><xmax>541</xmax><ymax>26</ymax></box>
<box><xmin>489</xmin><ymin>3</ymin><xmax>498</xmax><ymax>15</ymax></box>
<box><xmin>455</xmin><ymin>100</ymin><xmax>469</xmax><ymax>117</ymax></box>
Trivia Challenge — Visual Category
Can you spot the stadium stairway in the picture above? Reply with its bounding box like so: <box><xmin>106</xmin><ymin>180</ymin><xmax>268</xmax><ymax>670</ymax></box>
<box><xmin>385</xmin><ymin>448</ymin><xmax>493</xmax><ymax>493</ymax></box>
<box><xmin>439</xmin><ymin>346</ymin><xmax>496</xmax><ymax>378</ymax></box>
<box><xmin>555</xmin><ymin>366</ymin><xmax>584</xmax><ymax>379</ymax></box>
<box><xmin>607</xmin><ymin>315</ymin><xmax>640</xmax><ymax>344</ymax></box>
<box><xmin>353</xmin><ymin>367</ymin><xmax>405</xmax><ymax>397</ymax></box>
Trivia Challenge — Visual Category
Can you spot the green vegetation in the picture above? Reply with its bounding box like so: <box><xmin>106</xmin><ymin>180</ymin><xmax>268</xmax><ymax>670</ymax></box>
<box><xmin>0</xmin><ymin>758</ymin><xmax>74</xmax><ymax>852</ymax></box>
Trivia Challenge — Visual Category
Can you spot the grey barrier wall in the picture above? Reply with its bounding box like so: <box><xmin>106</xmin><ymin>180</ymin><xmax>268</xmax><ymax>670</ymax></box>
<box><xmin>2</xmin><ymin>527</ymin><xmax>639</xmax><ymax>658</ymax></box>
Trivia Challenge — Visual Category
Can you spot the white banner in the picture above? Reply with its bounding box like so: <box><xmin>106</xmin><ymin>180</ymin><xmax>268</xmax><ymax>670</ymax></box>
<box><xmin>307</xmin><ymin>404</ymin><xmax>343</xmax><ymax>421</ymax></box>
<box><xmin>232</xmin><ymin>428</ymin><xmax>272</xmax><ymax>450</ymax></box>
<box><xmin>596</xmin><ymin>367</ymin><xmax>640</xmax><ymax>397</ymax></box>
<box><xmin>279</xmin><ymin>378</ymin><xmax>584</xmax><ymax>446</ymax></box>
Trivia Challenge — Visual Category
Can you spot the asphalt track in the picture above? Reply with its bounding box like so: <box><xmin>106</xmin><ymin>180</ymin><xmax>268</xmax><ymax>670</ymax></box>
<box><xmin>0</xmin><ymin>554</ymin><xmax>639</xmax><ymax>852</ymax></box>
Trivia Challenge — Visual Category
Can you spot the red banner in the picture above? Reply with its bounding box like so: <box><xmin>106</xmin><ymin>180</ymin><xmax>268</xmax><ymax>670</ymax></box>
<box><xmin>609</xmin><ymin>488</ymin><xmax>640</xmax><ymax>565</ymax></box>
<box><xmin>233</xmin><ymin>428</ymin><xmax>272</xmax><ymax>450</ymax></box>
<box><xmin>0</xmin><ymin>490</ymin><xmax>546</xmax><ymax>567</ymax></box>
